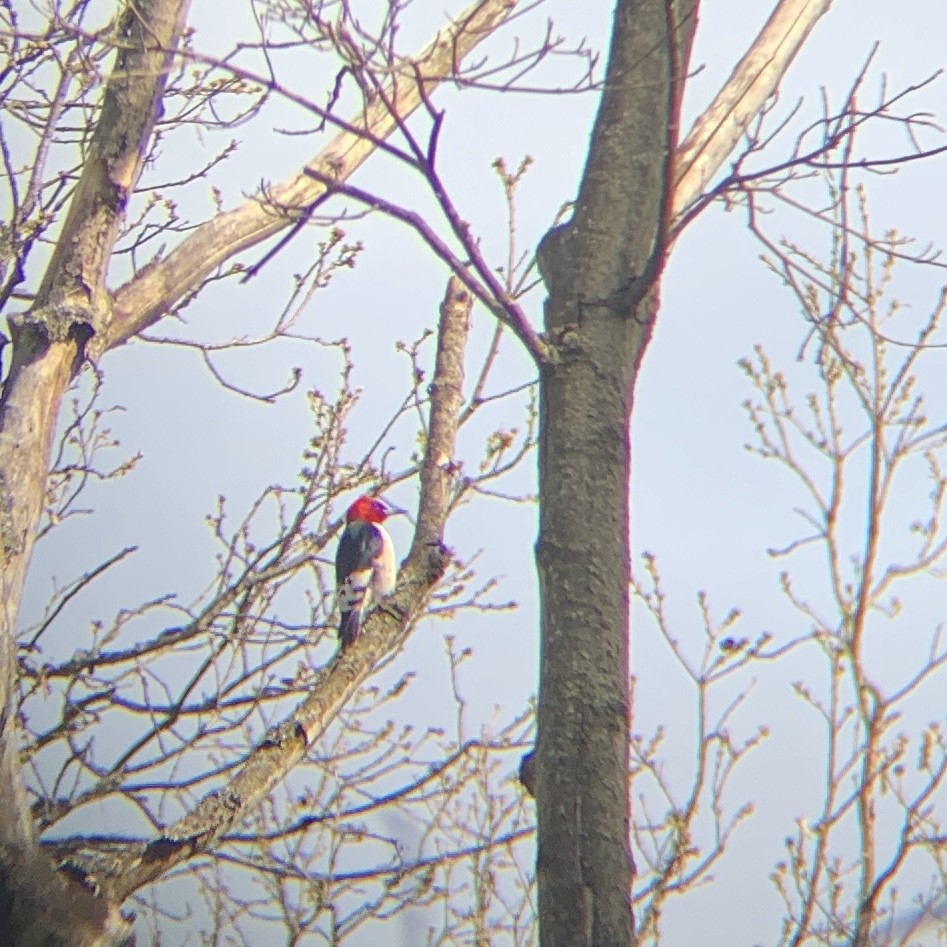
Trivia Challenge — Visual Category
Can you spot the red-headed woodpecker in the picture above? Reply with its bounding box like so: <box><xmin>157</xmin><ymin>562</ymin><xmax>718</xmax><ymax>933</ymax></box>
<box><xmin>335</xmin><ymin>495</ymin><xmax>402</xmax><ymax>649</ymax></box>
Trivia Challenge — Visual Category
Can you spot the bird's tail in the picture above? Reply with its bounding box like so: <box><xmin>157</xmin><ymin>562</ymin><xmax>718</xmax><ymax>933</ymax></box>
<box><xmin>338</xmin><ymin>610</ymin><xmax>361</xmax><ymax>650</ymax></box>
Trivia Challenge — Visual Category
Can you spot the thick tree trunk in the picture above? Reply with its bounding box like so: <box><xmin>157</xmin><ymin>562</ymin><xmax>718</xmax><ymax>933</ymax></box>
<box><xmin>533</xmin><ymin>1</ymin><xmax>836</xmax><ymax>944</ymax></box>
<box><xmin>534</xmin><ymin>3</ymin><xmax>697</xmax><ymax>945</ymax></box>
<box><xmin>0</xmin><ymin>0</ymin><xmax>838</xmax><ymax>938</ymax></box>
<box><xmin>0</xmin><ymin>2</ymin><xmax>191</xmax><ymax>942</ymax></box>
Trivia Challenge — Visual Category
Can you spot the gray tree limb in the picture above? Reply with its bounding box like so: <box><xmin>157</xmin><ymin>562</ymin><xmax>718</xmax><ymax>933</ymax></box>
<box><xmin>673</xmin><ymin>0</ymin><xmax>834</xmax><ymax>227</ymax></box>
<box><xmin>106</xmin><ymin>0</ymin><xmax>521</xmax><ymax>351</ymax></box>
<box><xmin>531</xmin><ymin>1</ymin><xmax>834</xmax><ymax>945</ymax></box>
<box><xmin>66</xmin><ymin>279</ymin><xmax>471</xmax><ymax>903</ymax></box>
<box><xmin>0</xmin><ymin>3</ymin><xmax>192</xmax><ymax>942</ymax></box>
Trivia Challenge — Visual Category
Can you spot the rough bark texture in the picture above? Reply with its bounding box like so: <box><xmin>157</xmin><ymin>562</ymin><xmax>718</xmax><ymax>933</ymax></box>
<box><xmin>0</xmin><ymin>0</ymin><xmax>510</xmax><ymax>933</ymax></box>
<box><xmin>532</xmin><ymin>1</ymin><xmax>836</xmax><ymax>944</ymax></box>
<box><xmin>43</xmin><ymin>281</ymin><xmax>470</xmax><ymax>903</ymax></box>
<box><xmin>533</xmin><ymin>3</ymin><xmax>697</xmax><ymax>945</ymax></box>
<box><xmin>0</xmin><ymin>1</ymin><xmax>516</xmax><ymax>933</ymax></box>
<box><xmin>0</xmin><ymin>0</ymin><xmax>837</xmax><ymax>938</ymax></box>
<box><xmin>107</xmin><ymin>0</ymin><xmax>521</xmax><ymax>350</ymax></box>
<box><xmin>0</xmin><ymin>2</ymin><xmax>191</xmax><ymax>943</ymax></box>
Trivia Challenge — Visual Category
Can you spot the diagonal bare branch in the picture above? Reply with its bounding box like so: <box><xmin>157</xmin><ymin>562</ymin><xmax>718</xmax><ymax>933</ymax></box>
<box><xmin>106</xmin><ymin>0</ymin><xmax>521</xmax><ymax>351</ymax></box>
<box><xmin>672</xmin><ymin>0</ymin><xmax>833</xmax><ymax>229</ymax></box>
<box><xmin>74</xmin><ymin>278</ymin><xmax>472</xmax><ymax>903</ymax></box>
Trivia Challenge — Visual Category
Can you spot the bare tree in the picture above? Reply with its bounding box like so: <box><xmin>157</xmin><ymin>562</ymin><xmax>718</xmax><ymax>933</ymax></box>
<box><xmin>530</xmin><ymin>3</ymin><xmax>845</xmax><ymax>944</ymax></box>
<box><xmin>0</xmin><ymin>0</ymin><xmax>944</xmax><ymax>944</ymax></box>
<box><xmin>739</xmin><ymin>153</ymin><xmax>947</xmax><ymax>947</ymax></box>
<box><xmin>1</xmin><ymin>1</ymin><xmax>541</xmax><ymax>942</ymax></box>
<box><xmin>625</xmin><ymin>50</ymin><xmax>947</xmax><ymax>947</ymax></box>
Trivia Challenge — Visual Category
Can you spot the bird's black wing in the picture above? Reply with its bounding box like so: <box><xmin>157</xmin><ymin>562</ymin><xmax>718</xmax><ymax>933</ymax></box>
<box><xmin>335</xmin><ymin>522</ymin><xmax>383</xmax><ymax>582</ymax></box>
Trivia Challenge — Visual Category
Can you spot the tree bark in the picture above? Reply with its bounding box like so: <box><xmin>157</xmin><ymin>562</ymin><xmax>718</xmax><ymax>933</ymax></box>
<box><xmin>0</xmin><ymin>0</ymin><xmax>839</xmax><ymax>938</ymax></box>
<box><xmin>0</xmin><ymin>2</ymin><xmax>191</xmax><ymax>942</ymax></box>
<box><xmin>532</xmin><ymin>1</ymin><xmax>834</xmax><ymax>945</ymax></box>
<box><xmin>66</xmin><ymin>280</ymin><xmax>469</xmax><ymax>904</ymax></box>
<box><xmin>106</xmin><ymin>0</ymin><xmax>522</xmax><ymax>350</ymax></box>
<box><xmin>673</xmin><ymin>0</ymin><xmax>834</xmax><ymax>228</ymax></box>
<box><xmin>0</xmin><ymin>3</ymin><xmax>520</xmax><ymax>936</ymax></box>
<box><xmin>534</xmin><ymin>3</ymin><xmax>698</xmax><ymax>944</ymax></box>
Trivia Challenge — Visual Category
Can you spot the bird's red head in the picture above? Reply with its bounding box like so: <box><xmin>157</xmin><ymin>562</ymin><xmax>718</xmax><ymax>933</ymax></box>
<box><xmin>345</xmin><ymin>495</ymin><xmax>399</xmax><ymax>524</ymax></box>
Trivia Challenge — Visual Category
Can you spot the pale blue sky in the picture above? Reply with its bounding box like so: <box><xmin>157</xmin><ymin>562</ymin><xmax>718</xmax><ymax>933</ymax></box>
<box><xmin>12</xmin><ymin>1</ymin><xmax>947</xmax><ymax>943</ymax></box>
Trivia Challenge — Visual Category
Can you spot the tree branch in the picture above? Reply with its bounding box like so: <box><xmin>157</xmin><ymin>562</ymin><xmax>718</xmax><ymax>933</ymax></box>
<box><xmin>70</xmin><ymin>277</ymin><xmax>471</xmax><ymax>903</ymax></box>
<box><xmin>106</xmin><ymin>0</ymin><xmax>521</xmax><ymax>350</ymax></box>
<box><xmin>672</xmin><ymin>0</ymin><xmax>833</xmax><ymax>230</ymax></box>
<box><xmin>0</xmin><ymin>3</ymin><xmax>192</xmax><ymax>942</ymax></box>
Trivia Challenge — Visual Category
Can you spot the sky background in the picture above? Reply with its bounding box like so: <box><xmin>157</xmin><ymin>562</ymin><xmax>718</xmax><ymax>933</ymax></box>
<box><xmin>10</xmin><ymin>0</ymin><xmax>947</xmax><ymax>943</ymax></box>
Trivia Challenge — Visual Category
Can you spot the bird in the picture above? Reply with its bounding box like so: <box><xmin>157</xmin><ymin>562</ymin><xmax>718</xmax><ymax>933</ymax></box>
<box><xmin>334</xmin><ymin>495</ymin><xmax>402</xmax><ymax>649</ymax></box>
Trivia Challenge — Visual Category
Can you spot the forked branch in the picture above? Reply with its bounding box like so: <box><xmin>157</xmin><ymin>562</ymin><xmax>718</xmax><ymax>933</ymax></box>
<box><xmin>58</xmin><ymin>277</ymin><xmax>471</xmax><ymax>904</ymax></box>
